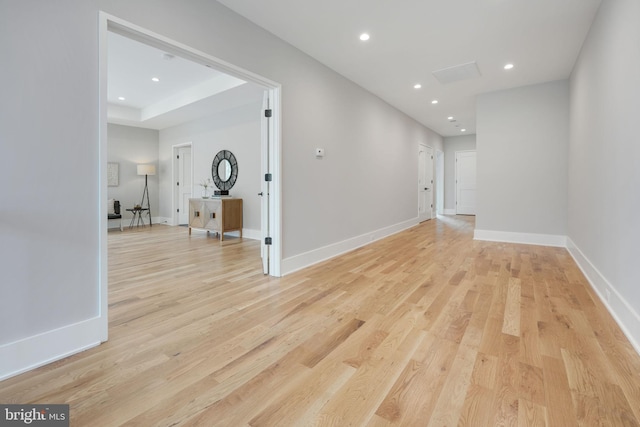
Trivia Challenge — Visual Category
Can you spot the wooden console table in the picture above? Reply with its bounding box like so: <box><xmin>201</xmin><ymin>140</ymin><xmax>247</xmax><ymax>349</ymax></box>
<box><xmin>188</xmin><ymin>197</ymin><xmax>243</xmax><ymax>241</ymax></box>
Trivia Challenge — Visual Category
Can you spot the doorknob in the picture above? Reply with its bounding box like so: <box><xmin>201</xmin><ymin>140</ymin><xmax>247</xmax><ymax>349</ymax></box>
<box><xmin>424</xmin><ymin>187</ymin><xmax>430</xmax><ymax>190</ymax></box>
<box><xmin>258</xmin><ymin>192</ymin><xmax>264</xmax><ymax>196</ymax></box>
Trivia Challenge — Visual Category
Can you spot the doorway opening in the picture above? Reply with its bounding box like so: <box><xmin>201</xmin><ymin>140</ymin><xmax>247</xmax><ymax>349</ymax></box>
<box><xmin>99</xmin><ymin>12</ymin><xmax>282</xmax><ymax>341</ymax></box>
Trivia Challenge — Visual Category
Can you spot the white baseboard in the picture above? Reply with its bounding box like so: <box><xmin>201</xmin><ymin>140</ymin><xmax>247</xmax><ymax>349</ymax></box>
<box><xmin>281</xmin><ymin>217</ymin><xmax>419</xmax><ymax>276</ymax></box>
<box><xmin>0</xmin><ymin>317</ymin><xmax>103</xmax><ymax>381</ymax></box>
<box><xmin>566</xmin><ymin>238</ymin><xmax>640</xmax><ymax>355</ymax></box>
<box><xmin>241</xmin><ymin>228</ymin><xmax>260</xmax><ymax>240</ymax></box>
<box><xmin>154</xmin><ymin>216</ymin><xmax>174</xmax><ymax>226</ymax></box>
<box><xmin>444</xmin><ymin>209</ymin><xmax>456</xmax><ymax>215</ymax></box>
<box><xmin>186</xmin><ymin>227</ymin><xmax>260</xmax><ymax>241</ymax></box>
<box><xmin>474</xmin><ymin>229</ymin><xmax>567</xmax><ymax>247</ymax></box>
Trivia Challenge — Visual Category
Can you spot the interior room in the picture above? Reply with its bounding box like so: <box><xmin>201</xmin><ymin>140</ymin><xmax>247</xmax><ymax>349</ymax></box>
<box><xmin>106</xmin><ymin>31</ymin><xmax>265</xmax><ymax>237</ymax></box>
<box><xmin>1</xmin><ymin>0</ymin><xmax>639</xmax><ymax>425</ymax></box>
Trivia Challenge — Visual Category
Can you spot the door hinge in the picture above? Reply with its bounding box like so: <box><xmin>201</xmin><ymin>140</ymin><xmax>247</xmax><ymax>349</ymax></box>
<box><xmin>177</xmin><ymin>181</ymin><xmax>179</xmax><ymax>186</ymax></box>
<box><xmin>177</xmin><ymin>155</ymin><xmax>180</xmax><ymax>159</ymax></box>
<box><xmin>265</xmin><ymin>237</ymin><xmax>273</xmax><ymax>245</ymax></box>
<box><xmin>177</xmin><ymin>208</ymin><xmax>179</xmax><ymax>213</ymax></box>
<box><xmin>265</xmin><ymin>173</ymin><xmax>272</xmax><ymax>182</ymax></box>
<box><xmin>265</xmin><ymin>109</ymin><xmax>272</xmax><ymax>118</ymax></box>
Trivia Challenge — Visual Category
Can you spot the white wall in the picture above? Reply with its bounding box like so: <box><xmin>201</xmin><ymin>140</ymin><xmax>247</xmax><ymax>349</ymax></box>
<box><xmin>568</xmin><ymin>0</ymin><xmax>640</xmax><ymax>350</ymax></box>
<box><xmin>159</xmin><ymin>101</ymin><xmax>262</xmax><ymax>232</ymax></box>
<box><xmin>443</xmin><ymin>134</ymin><xmax>476</xmax><ymax>213</ymax></box>
<box><xmin>475</xmin><ymin>80</ymin><xmax>569</xmax><ymax>245</ymax></box>
<box><xmin>0</xmin><ymin>0</ymin><xmax>442</xmax><ymax>379</ymax></box>
<box><xmin>107</xmin><ymin>124</ymin><xmax>159</xmax><ymax>221</ymax></box>
<box><xmin>0</xmin><ymin>1</ymin><xmax>102</xmax><ymax>373</ymax></box>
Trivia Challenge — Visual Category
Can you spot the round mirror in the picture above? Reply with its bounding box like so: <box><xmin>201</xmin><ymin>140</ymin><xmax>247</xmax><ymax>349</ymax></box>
<box><xmin>211</xmin><ymin>150</ymin><xmax>238</xmax><ymax>192</ymax></box>
<box><xmin>218</xmin><ymin>159</ymin><xmax>232</xmax><ymax>182</ymax></box>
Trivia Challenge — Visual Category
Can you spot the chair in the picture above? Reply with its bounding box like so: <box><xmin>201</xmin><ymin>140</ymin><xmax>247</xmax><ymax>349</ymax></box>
<box><xmin>108</xmin><ymin>200</ymin><xmax>123</xmax><ymax>231</ymax></box>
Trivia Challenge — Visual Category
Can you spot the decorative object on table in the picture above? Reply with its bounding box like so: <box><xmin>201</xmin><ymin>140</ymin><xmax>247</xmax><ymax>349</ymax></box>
<box><xmin>211</xmin><ymin>150</ymin><xmax>238</xmax><ymax>196</ymax></box>
<box><xmin>107</xmin><ymin>162</ymin><xmax>119</xmax><ymax>186</ymax></box>
<box><xmin>137</xmin><ymin>164</ymin><xmax>156</xmax><ymax>226</ymax></box>
<box><xmin>199</xmin><ymin>178</ymin><xmax>212</xmax><ymax>198</ymax></box>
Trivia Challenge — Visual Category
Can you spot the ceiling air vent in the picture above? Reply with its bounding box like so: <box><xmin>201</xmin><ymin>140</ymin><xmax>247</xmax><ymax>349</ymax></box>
<box><xmin>432</xmin><ymin>61</ymin><xmax>481</xmax><ymax>84</ymax></box>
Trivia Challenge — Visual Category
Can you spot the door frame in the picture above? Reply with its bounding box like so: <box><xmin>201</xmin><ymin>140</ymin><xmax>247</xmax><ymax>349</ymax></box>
<box><xmin>99</xmin><ymin>12</ymin><xmax>283</xmax><ymax>340</ymax></box>
<box><xmin>172</xmin><ymin>143</ymin><xmax>193</xmax><ymax>226</ymax></box>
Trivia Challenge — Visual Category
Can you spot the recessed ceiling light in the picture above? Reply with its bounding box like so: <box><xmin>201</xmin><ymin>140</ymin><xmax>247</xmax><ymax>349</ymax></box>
<box><xmin>118</xmin><ymin>96</ymin><xmax>126</xmax><ymax>101</ymax></box>
<box><xmin>504</xmin><ymin>63</ymin><xmax>514</xmax><ymax>70</ymax></box>
<box><xmin>414</xmin><ymin>84</ymin><xmax>422</xmax><ymax>89</ymax></box>
<box><xmin>461</xmin><ymin>128</ymin><xmax>467</xmax><ymax>132</ymax></box>
<box><xmin>447</xmin><ymin>116</ymin><xmax>454</xmax><ymax>120</ymax></box>
<box><xmin>359</xmin><ymin>33</ymin><xmax>370</xmax><ymax>41</ymax></box>
<box><xmin>431</xmin><ymin>100</ymin><xmax>438</xmax><ymax>104</ymax></box>
<box><xmin>151</xmin><ymin>77</ymin><xmax>160</xmax><ymax>82</ymax></box>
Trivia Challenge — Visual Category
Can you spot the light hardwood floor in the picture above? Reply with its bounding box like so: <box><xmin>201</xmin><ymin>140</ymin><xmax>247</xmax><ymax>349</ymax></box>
<box><xmin>2</xmin><ymin>217</ymin><xmax>640</xmax><ymax>426</ymax></box>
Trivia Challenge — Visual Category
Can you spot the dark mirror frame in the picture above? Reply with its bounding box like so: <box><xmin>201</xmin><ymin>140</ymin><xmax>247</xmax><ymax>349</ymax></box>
<box><xmin>211</xmin><ymin>149</ymin><xmax>238</xmax><ymax>192</ymax></box>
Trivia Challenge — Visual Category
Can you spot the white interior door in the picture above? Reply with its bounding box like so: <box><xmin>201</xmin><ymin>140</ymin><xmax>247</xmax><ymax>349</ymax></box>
<box><xmin>418</xmin><ymin>143</ymin><xmax>434</xmax><ymax>222</ymax></box>
<box><xmin>456</xmin><ymin>150</ymin><xmax>476</xmax><ymax>215</ymax></box>
<box><xmin>260</xmin><ymin>91</ymin><xmax>271</xmax><ymax>275</ymax></box>
<box><xmin>177</xmin><ymin>145</ymin><xmax>192</xmax><ymax>225</ymax></box>
<box><xmin>436</xmin><ymin>150</ymin><xmax>444</xmax><ymax>215</ymax></box>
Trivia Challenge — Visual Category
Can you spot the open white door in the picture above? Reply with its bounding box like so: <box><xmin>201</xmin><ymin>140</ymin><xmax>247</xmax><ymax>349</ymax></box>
<box><xmin>260</xmin><ymin>91</ymin><xmax>271</xmax><ymax>274</ymax></box>
<box><xmin>455</xmin><ymin>150</ymin><xmax>476</xmax><ymax>215</ymax></box>
<box><xmin>418</xmin><ymin>143</ymin><xmax>434</xmax><ymax>222</ymax></box>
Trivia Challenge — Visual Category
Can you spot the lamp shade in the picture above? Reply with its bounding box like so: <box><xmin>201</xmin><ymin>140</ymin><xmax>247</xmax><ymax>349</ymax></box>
<box><xmin>137</xmin><ymin>164</ymin><xmax>156</xmax><ymax>176</ymax></box>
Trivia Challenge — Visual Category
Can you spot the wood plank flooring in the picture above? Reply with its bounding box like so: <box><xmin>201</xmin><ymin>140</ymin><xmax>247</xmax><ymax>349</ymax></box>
<box><xmin>2</xmin><ymin>217</ymin><xmax>640</xmax><ymax>426</ymax></box>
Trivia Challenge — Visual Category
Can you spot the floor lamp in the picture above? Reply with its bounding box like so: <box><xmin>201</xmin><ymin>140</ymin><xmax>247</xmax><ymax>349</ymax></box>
<box><xmin>137</xmin><ymin>164</ymin><xmax>156</xmax><ymax>227</ymax></box>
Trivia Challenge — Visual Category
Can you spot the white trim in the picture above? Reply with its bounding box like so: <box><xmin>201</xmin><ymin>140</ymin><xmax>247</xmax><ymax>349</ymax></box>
<box><xmin>282</xmin><ymin>218</ymin><xmax>419</xmax><ymax>276</ymax></box>
<box><xmin>270</xmin><ymin>87</ymin><xmax>282</xmax><ymax>277</ymax></box>
<box><xmin>153</xmin><ymin>216</ymin><xmax>174</xmax><ymax>226</ymax></box>
<box><xmin>567</xmin><ymin>238</ymin><xmax>640</xmax><ymax>355</ymax></box>
<box><xmin>0</xmin><ymin>317</ymin><xmax>102</xmax><ymax>381</ymax></box>
<box><xmin>444</xmin><ymin>209</ymin><xmax>457</xmax><ymax>215</ymax></box>
<box><xmin>474</xmin><ymin>229</ymin><xmax>567</xmax><ymax>247</ymax></box>
<box><xmin>240</xmin><ymin>228</ymin><xmax>261</xmax><ymax>241</ymax></box>
<box><xmin>188</xmin><ymin>227</ymin><xmax>261</xmax><ymax>241</ymax></box>
<box><xmin>98</xmin><ymin>12</ymin><xmax>109</xmax><ymax>343</ymax></box>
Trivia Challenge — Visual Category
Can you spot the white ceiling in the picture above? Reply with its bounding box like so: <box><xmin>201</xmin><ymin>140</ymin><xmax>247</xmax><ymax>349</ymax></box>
<box><xmin>216</xmin><ymin>0</ymin><xmax>602</xmax><ymax>137</ymax></box>
<box><xmin>107</xmin><ymin>32</ymin><xmax>264</xmax><ymax>130</ymax></box>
